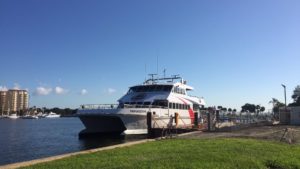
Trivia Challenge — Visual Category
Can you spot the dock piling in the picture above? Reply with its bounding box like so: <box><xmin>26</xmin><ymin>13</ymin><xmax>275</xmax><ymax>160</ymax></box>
<box><xmin>147</xmin><ymin>112</ymin><xmax>152</xmax><ymax>138</ymax></box>
<box><xmin>175</xmin><ymin>113</ymin><xmax>179</xmax><ymax>127</ymax></box>
<box><xmin>194</xmin><ymin>112</ymin><xmax>198</xmax><ymax>128</ymax></box>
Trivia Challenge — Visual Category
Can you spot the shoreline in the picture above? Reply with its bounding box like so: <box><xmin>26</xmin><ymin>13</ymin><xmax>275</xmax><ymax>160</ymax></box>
<box><xmin>0</xmin><ymin>139</ymin><xmax>156</xmax><ymax>169</ymax></box>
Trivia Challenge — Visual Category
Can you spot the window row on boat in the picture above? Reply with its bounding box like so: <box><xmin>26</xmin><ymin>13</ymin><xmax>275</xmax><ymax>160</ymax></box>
<box><xmin>127</xmin><ymin>85</ymin><xmax>173</xmax><ymax>93</ymax></box>
<box><xmin>127</xmin><ymin>85</ymin><xmax>187</xmax><ymax>95</ymax></box>
<box><xmin>120</xmin><ymin>100</ymin><xmax>191</xmax><ymax>110</ymax></box>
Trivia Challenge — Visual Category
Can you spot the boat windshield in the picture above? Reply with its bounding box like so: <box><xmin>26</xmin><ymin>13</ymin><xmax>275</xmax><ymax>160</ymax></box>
<box><xmin>127</xmin><ymin>85</ymin><xmax>173</xmax><ymax>94</ymax></box>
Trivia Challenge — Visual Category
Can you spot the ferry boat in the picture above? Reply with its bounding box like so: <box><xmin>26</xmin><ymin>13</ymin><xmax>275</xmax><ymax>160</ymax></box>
<box><xmin>77</xmin><ymin>75</ymin><xmax>205</xmax><ymax>136</ymax></box>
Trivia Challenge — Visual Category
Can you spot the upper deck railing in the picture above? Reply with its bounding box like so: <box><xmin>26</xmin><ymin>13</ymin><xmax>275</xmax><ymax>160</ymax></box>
<box><xmin>144</xmin><ymin>74</ymin><xmax>181</xmax><ymax>84</ymax></box>
<box><xmin>79</xmin><ymin>104</ymin><xmax>168</xmax><ymax>110</ymax></box>
<box><xmin>80</xmin><ymin>104</ymin><xmax>119</xmax><ymax>110</ymax></box>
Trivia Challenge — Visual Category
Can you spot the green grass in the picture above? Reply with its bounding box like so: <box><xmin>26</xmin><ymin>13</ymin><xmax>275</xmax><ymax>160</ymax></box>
<box><xmin>22</xmin><ymin>138</ymin><xmax>300</xmax><ymax>169</ymax></box>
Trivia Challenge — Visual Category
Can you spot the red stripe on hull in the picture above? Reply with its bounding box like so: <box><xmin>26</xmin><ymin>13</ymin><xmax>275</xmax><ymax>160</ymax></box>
<box><xmin>177</xmin><ymin>97</ymin><xmax>194</xmax><ymax>124</ymax></box>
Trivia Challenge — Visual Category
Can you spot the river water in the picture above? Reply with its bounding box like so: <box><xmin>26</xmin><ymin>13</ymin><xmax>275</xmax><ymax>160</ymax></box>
<box><xmin>0</xmin><ymin>117</ymin><xmax>145</xmax><ymax>166</ymax></box>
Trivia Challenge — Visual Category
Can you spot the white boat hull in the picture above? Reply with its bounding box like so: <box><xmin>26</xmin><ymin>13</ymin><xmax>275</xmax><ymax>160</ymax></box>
<box><xmin>8</xmin><ymin>114</ymin><xmax>19</xmax><ymax>119</ymax></box>
<box><xmin>77</xmin><ymin>107</ymin><xmax>194</xmax><ymax>136</ymax></box>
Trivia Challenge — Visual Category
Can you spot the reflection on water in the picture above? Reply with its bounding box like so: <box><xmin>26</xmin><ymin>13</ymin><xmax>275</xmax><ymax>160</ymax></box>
<box><xmin>78</xmin><ymin>134</ymin><xmax>147</xmax><ymax>150</ymax></box>
<box><xmin>0</xmin><ymin>118</ymin><xmax>146</xmax><ymax>166</ymax></box>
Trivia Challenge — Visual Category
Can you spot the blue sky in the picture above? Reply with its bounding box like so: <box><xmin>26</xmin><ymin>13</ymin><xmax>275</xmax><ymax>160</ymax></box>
<box><xmin>0</xmin><ymin>0</ymin><xmax>299</xmax><ymax>110</ymax></box>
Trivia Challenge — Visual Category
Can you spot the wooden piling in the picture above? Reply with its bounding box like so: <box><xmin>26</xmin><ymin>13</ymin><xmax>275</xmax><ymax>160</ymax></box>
<box><xmin>175</xmin><ymin>113</ymin><xmax>179</xmax><ymax>127</ymax></box>
<box><xmin>194</xmin><ymin>112</ymin><xmax>198</xmax><ymax>128</ymax></box>
<box><xmin>207</xmin><ymin>112</ymin><xmax>211</xmax><ymax>131</ymax></box>
<box><xmin>147</xmin><ymin>112</ymin><xmax>152</xmax><ymax>137</ymax></box>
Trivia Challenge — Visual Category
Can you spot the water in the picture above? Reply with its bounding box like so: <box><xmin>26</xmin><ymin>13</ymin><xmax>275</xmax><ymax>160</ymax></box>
<box><xmin>0</xmin><ymin>118</ymin><xmax>145</xmax><ymax>166</ymax></box>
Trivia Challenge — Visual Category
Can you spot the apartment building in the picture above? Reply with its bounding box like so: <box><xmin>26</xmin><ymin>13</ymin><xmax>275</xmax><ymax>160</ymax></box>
<box><xmin>0</xmin><ymin>89</ymin><xmax>29</xmax><ymax>115</ymax></box>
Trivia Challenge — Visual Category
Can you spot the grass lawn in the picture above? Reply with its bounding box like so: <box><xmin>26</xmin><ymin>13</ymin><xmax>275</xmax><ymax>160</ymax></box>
<box><xmin>22</xmin><ymin>138</ymin><xmax>300</xmax><ymax>169</ymax></box>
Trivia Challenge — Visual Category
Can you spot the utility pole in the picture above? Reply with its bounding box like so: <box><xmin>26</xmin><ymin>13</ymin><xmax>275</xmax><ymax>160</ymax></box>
<box><xmin>281</xmin><ymin>84</ymin><xmax>287</xmax><ymax>112</ymax></box>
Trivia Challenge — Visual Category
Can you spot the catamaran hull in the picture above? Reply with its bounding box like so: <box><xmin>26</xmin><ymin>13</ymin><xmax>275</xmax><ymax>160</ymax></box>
<box><xmin>78</xmin><ymin>114</ymin><xmax>147</xmax><ymax>137</ymax></box>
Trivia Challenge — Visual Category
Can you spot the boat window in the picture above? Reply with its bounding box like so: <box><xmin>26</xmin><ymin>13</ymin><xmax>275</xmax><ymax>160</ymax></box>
<box><xmin>129</xmin><ymin>85</ymin><xmax>173</xmax><ymax>93</ymax></box>
<box><xmin>169</xmin><ymin>102</ymin><xmax>172</xmax><ymax>109</ymax></box>
<box><xmin>159</xmin><ymin>101</ymin><xmax>167</xmax><ymax>107</ymax></box>
<box><xmin>154</xmin><ymin>85</ymin><xmax>163</xmax><ymax>91</ymax></box>
<box><xmin>147</xmin><ymin>86</ymin><xmax>154</xmax><ymax>92</ymax></box>
<box><xmin>119</xmin><ymin>103</ymin><xmax>124</xmax><ymax>108</ymax></box>
<box><xmin>137</xmin><ymin>102</ymin><xmax>143</xmax><ymax>105</ymax></box>
<box><xmin>144</xmin><ymin>86</ymin><xmax>151</xmax><ymax>92</ymax></box>
<box><xmin>152</xmin><ymin>100</ymin><xmax>168</xmax><ymax>108</ymax></box>
<box><xmin>187</xmin><ymin>105</ymin><xmax>190</xmax><ymax>109</ymax></box>
<box><xmin>136</xmin><ymin>86</ymin><xmax>143</xmax><ymax>92</ymax></box>
<box><xmin>144</xmin><ymin>102</ymin><xmax>151</xmax><ymax>105</ymax></box>
<box><xmin>163</xmin><ymin>85</ymin><xmax>173</xmax><ymax>92</ymax></box>
<box><xmin>134</xmin><ymin>87</ymin><xmax>140</xmax><ymax>92</ymax></box>
<box><xmin>193</xmin><ymin>104</ymin><xmax>199</xmax><ymax>111</ymax></box>
<box><xmin>175</xmin><ymin>103</ymin><xmax>179</xmax><ymax>109</ymax></box>
<box><xmin>171</xmin><ymin>86</ymin><xmax>186</xmax><ymax>95</ymax></box>
<box><xmin>127</xmin><ymin>87</ymin><xmax>135</xmax><ymax>94</ymax></box>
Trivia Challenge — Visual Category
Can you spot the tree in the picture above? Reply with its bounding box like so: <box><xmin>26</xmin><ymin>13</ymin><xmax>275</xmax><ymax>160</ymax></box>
<box><xmin>269</xmin><ymin>98</ymin><xmax>284</xmax><ymax>112</ymax></box>
<box><xmin>260</xmin><ymin>107</ymin><xmax>265</xmax><ymax>112</ymax></box>
<box><xmin>241</xmin><ymin>103</ymin><xmax>256</xmax><ymax>113</ymax></box>
<box><xmin>255</xmin><ymin>105</ymin><xmax>261</xmax><ymax>115</ymax></box>
<box><xmin>269</xmin><ymin>98</ymin><xmax>284</xmax><ymax>120</ymax></box>
<box><xmin>221</xmin><ymin>107</ymin><xmax>227</xmax><ymax>111</ymax></box>
<box><xmin>289</xmin><ymin>85</ymin><xmax>300</xmax><ymax>106</ymax></box>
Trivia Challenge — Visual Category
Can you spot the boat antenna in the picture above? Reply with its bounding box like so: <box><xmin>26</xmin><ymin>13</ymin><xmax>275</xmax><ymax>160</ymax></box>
<box><xmin>156</xmin><ymin>55</ymin><xmax>159</xmax><ymax>76</ymax></box>
<box><xmin>144</xmin><ymin>63</ymin><xmax>147</xmax><ymax>81</ymax></box>
<box><xmin>148</xmin><ymin>73</ymin><xmax>157</xmax><ymax>84</ymax></box>
<box><xmin>163</xmin><ymin>69</ymin><xmax>166</xmax><ymax>78</ymax></box>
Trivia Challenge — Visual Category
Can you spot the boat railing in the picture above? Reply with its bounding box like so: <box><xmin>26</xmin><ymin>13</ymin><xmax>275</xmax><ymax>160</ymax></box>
<box><xmin>122</xmin><ymin>104</ymin><xmax>168</xmax><ymax>109</ymax></box>
<box><xmin>80</xmin><ymin>104</ymin><xmax>169</xmax><ymax>110</ymax></box>
<box><xmin>80</xmin><ymin>104</ymin><xmax>119</xmax><ymax>110</ymax></box>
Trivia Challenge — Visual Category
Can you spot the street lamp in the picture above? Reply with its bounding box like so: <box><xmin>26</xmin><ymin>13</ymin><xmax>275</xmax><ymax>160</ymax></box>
<box><xmin>281</xmin><ymin>84</ymin><xmax>287</xmax><ymax>112</ymax></box>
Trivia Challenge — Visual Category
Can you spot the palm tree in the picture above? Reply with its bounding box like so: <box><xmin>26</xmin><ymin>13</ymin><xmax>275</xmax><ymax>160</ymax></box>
<box><xmin>256</xmin><ymin>105</ymin><xmax>261</xmax><ymax>116</ymax></box>
<box><xmin>269</xmin><ymin>98</ymin><xmax>284</xmax><ymax>120</ymax></box>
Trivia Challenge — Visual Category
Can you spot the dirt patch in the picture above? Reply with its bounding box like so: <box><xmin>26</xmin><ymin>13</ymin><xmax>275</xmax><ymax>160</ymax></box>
<box><xmin>180</xmin><ymin>125</ymin><xmax>300</xmax><ymax>144</ymax></box>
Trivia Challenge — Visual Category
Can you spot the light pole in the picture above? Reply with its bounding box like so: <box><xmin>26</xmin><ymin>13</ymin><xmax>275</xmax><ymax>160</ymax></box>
<box><xmin>281</xmin><ymin>84</ymin><xmax>287</xmax><ymax>112</ymax></box>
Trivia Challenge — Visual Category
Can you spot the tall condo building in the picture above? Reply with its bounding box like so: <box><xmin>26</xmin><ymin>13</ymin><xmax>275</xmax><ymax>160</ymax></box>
<box><xmin>0</xmin><ymin>89</ymin><xmax>29</xmax><ymax>115</ymax></box>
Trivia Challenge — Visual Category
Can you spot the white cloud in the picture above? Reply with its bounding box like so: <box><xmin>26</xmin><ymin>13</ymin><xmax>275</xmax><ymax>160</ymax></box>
<box><xmin>107</xmin><ymin>88</ymin><xmax>116</xmax><ymax>94</ymax></box>
<box><xmin>80</xmin><ymin>89</ymin><xmax>88</xmax><ymax>95</ymax></box>
<box><xmin>35</xmin><ymin>87</ymin><xmax>52</xmax><ymax>96</ymax></box>
<box><xmin>0</xmin><ymin>86</ymin><xmax>8</xmax><ymax>91</ymax></box>
<box><xmin>55</xmin><ymin>86</ymin><xmax>68</xmax><ymax>95</ymax></box>
<box><xmin>13</xmin><ymin>83</ymin><xmax>21</xmax><ymax>90</ymax></box>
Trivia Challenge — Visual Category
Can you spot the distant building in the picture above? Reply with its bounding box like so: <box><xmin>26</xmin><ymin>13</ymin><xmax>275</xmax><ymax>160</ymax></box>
<box><xmin>290</xmin><ymin>107</ymin><xmax>300</xmax><ymax>125</ymax></box>
<box><xmin>279</xmin><ymin>107</ymin><xmax>291</xmax><ymax>124</ymax></box>
<box><xmin>279</xmin><ymin>106</ymin><xmax>300</xmax><ymax>125</ymax></box>
<box><xmin>0</xmin><ymin>89</ymin><xmax>29</xmax><ymax>115</ymax></box>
